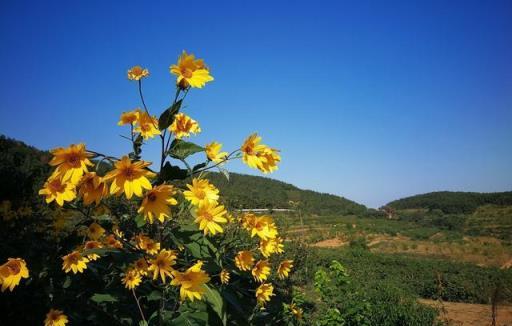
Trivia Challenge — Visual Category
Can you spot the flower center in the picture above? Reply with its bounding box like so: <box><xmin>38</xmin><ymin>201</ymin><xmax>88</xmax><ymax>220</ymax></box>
<box><xmin>67</xmin><ymin>153</ymin><xmax>81</xmax><ymax>167</ymax></box>
<box><xmin>122</xmin><ymin>167</ymin><xmax>136</xmax><ymax>179</ymax></box>
<box><xmin>147</xmin><ymin>193</ymin><xmax>157</xmax><ymax>202</ymax></box>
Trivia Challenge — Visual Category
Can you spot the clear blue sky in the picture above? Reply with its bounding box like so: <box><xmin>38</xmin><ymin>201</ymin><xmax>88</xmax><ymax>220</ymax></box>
<box><xmin>1</xmin><ymin>0</ymin><xmax>511</xmax><ymax>208</ymax></box>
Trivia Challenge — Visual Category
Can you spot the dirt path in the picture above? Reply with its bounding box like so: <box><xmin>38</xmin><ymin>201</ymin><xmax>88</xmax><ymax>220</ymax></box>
<box><xmin>419</xmin><ymin>299</ymin><xmax>512</xmax><ymax>326</ymax></box>
<box><xmin>310</xmin><ymin>238</ymin><xmax>348</xmax><ymax>248</ymax></box>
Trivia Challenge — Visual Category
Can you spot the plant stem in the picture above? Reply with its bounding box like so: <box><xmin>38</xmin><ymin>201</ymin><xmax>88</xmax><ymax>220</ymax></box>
<box><xmin>132</xmin><ymin>289</ymin><xmax>147</xmax><ymax>323</ymax></box>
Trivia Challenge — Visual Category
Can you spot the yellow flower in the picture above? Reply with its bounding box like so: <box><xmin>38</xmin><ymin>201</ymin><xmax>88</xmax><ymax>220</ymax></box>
<box><xmin>290</xmin><ymin>303</ymin><xmax>303</xmax><ymax>320</ymax></box>
<box><xmin>39</xmin><ymin>174</ymin><xmax>76</xmax><ymax>206</ymax></box>
<box><xmin>49</xmin><ymin>143</ymin><xmax>93</xmax><ymax>184</ymax></box>
<box><xmin>83</xmin><ymin>240</ymin><xmax>102</xmax><ymax>261</ymax></box>
<box><xmin>183</xmin><ymin>178</ymin><xmax>219</xmax><ymax>206</ymax></box>
<box><xmin>234</xmin><ymin>251</ymin><xmax>254</xmax><ymax>271</ymax></box>
<box><xmin>192</xmin><ymin>201</ymin><xmax>227</xmax><ymax>236</ymax></box>
<box><xmin>259</xmin><ymin>237</ymin><xmax>284</xmax><ymax>258</ymax></box>
<box><xmin>148</xmin><ymin>249</ymin><xmax>177</xmax><ymax>283</ymax></box>
<box><xmin>243</xmin><ymin>214</ymin><xmax>278</xmax><ymax>241</ymax></box>
<box><xmin>205</xmin><ymin>142</ymin><xmax>228</xmax><ymax>163</ymax></box>
<box><xmin>127</xmin><ymin>65</ymin><xmax>149</xmax><ymax>81</ymax></box>
<box><xmin>171</xmin><ymin>261</ymin><xmax>210</xmax><ymax>302</ymax></box>
<box><xmin>104</xmin><ymin>156</ymin><xmax>155</xmax><ymax>199</ymax></box>
<box><xmin>241</xmin><ymin>134</ymin><xmax>281</xmax><ymax>174</ymax></box>
<box><xmin>170</xmin><ymin>51</ymin><xmax>214</xmax><ymax>88</ymax></box>
<box><xmin>122</xmin><ymin>269</ymin><xmax>142</xmax><ymax>290</ymax></box>
<box><xmin>134</xmin><ymin>234</ymin><xmax>160</xmax><ymax>255</ymax></box>
<box><xmin>62</xmin><ymin>251</ymin><xmax>89</xmax><ymax>274</ymax></box>
<box><xmin>118</xmin><ymin>109</ymin><xmax>141</xmax><ymax>126</ymax></box>
<box><xmin>255</xmin><ymin>283</ymin><xmax>274</xmax><ymax>306</ymax></box>
<box><xmin>104</xmin><ymin>234</ymin><xmax>123</xmax><ymax>248</ymax></box>
<box><xmin>138</xmin><ymin>184</ymin><xmax>178</xmax><ymax>223</ymax></box>
<box><xmin>78</xmin><ymin>172</ymin><xmax>108</xmax><ymax>206</ymax></box>
<box><xmin>134</xmin><ymin>111</ymin><xmax>161</xmax><ymax>139</ymax></box>
<box><xmin>133</xmin><ymin>258</ymin><xmax>149</xmax><ymax>276</ymax></box>
<box><xmin>277</xmin><ymin>260</ymin><xmax>293</xmax><ymax>279</ymax></box>
<box><xmin>220</xmin><ymin>269</ymin><xmax>230</xmax><ymax>284</ymax></box>
<box><xmin>169</xmin><ymin>113</ymin><xmax>201</xmax><ymax>139</ymax></box>
<box><xmin>252</xmin><ymin>260</ymin><xmax>271</xmax><ymax>283</ymax></box>
<box><xmin>87</xmin><ymin>222</ymin><xmax>105</xmax><ymax>240</ymax></box>
<box><xmin>0</xmin><ymin>258</ymin><xmax>29</xmax><ymax>292</ymax></box>
<box><xmin>44</xmin><ymin>309</ymin><xmax>68</xmax><ymax>326</ymax></box>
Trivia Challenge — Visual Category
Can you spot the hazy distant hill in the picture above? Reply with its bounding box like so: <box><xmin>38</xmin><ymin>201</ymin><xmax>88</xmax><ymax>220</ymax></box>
<box><xmin>207</xmin><ymin>172</ymin><xmax>367</xmax><ymax>215</ymax></box>
<box><xmin>386</xmin><ymin>191</ymin><xmax>512</xmax><ymax>214</ymax></box>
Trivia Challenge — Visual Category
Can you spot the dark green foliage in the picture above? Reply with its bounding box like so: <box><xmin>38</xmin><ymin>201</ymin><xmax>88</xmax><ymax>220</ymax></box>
<box><xmin>387</xmin><ymin>191</ymin><xmax>512</xmax><ymax>214</ymax></box>
<box><xmin>206</xmin><ymin>172</ymin><xmax>367</xmax><ymax>215</ymax></box>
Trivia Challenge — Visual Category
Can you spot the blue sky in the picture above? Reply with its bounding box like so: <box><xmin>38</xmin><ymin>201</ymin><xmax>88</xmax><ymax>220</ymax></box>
<box><xmin>1</xmin><ymin>0</ymin><xmax>511</xmax><ymax>208</ymax></box>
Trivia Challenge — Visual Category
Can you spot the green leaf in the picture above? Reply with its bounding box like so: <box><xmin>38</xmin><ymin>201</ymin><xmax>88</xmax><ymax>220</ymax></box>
<box><xmin>160</xmin><ymin>162</ymin><xmax>188</xmax><ymax>181</ymax></box>
<box><xmin>168</xmin><ymin>139</ymin><xmax>204</xmax><ymax>159</ymax></box>
<box><xmin>82</xmin><ymin>248</ymin><xmax>120</xmax><ymax>257</ymax></box>
<box><xmin>193</xmin><ymin>162</ymin><xmax>207</xmax><ymax>172</ymax></box>
<box><xmin>204</xmin><ymin>285</ymin><xmax>226</xmax><ymax>325</ymax></box>
<box><xmin>170</xmin><ymin>311</ymin><xmax>209</xmax><ymax>326</ymax></box>
<box><xmin>158</xmin><ymin>99</ymin><xmax>182</xmax><ymax>130</ymax></box>
<box><xmin>91</xmin><ymin>293</ymin><xmax>118</xmax><ymax>303</ymax></box>
<box><xmin>62</xmin><ymin>276</ymin><xmax>71</xmax><ymax>289</ymax></box>
<box><xmin>135</xmin><ymin>214</ymin><xmax>146</xmax><ymax>228</ymax></box>
<box><xmin>218</xmin><ymin>167</ymin><xmax>229</xmax><ymax>181</ymax></box>
<box><xmin>147</xmin><ymin>290</ymin><xmax>162</xmax><ymax>301</ymax></box>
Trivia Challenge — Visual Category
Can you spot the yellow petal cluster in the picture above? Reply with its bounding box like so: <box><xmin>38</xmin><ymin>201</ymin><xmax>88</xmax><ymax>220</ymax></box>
<box><xmin>205</xmin><ymin>141</ymin><xmax>228</xmax><ymax>163</ymax></box>
<box><xmin>44</xmin><ymin>309</ymin><xmax>68</xmax><ymax>326</ymax></box>
<box><xmin>138</xmin><ymin>184</ymin><xmax>178</xmax><ymax>223</ymax></box>
<box><xmin>235</xmin><ymin>251</ymin><xmax>254</xmax><ymax>271</ymax></box>
<box><xmin>220</xmin><ymin>269</ymin><xmax>230</xmax><ymax>284</ymax></box>
<box><xmin>134</xmin><ymin>111</ymin><xmax>161</xmax><ymax>140</ymax></box>
<box><xmin>134</xmin><ymin>234</ymin><xmax>161</xmax><ymax>255</ymax></box>
<box><xmin>171</xmin><ymin>261</ymin><xmax>211</xmax><ymax>301</ymax></box>
<box><xmin>148</xmin><ymin>249</ymin><xmax>177</xmax><ymax>283</ymax></box>
<box><xmin>104</xmin><ymin>156</ymin><xmax>155</xmax><ymax>199</ymax></box>
<box><xmin>62</xmin><ymin>251</ymin><xmax>89</xmax><ymax>274</ymax></box>
<box><xmin>127</xmin><ymin>65</ymin><xmax>149</xmax><ymax>81</ymax></box>
<box><xmin>169</xmin><ymin>113</ymin><xmax>201</xmax><ymax>139</ymax></box>
<box><xmin>259</xmin><ymin>236</ymin><xmax>284</xmax><ymax>258</ymax></box>
<box><xmin>49</xmin><ymin>143</ymin><xmax>93</xmax><ymax>184</ymax></box>
<box><xmin>118</xmin><ymin>109</ymin><xmax>140</xmax><ymax>126</ymax></box>
<box><xmin>0</xmin><ymin>258</ymin><xmax>29</xmax><ymax>292</ymax></box>
<box><xmin>170</xmin><ymin>51</ymin><xmax>214</xmax><ymax>89</ymax></box>
<box><xmin>78</xmin><ymin>172</ymin><xmax>108</xmax><ymax>206</ymax></box>
<box><xmin>241</xmin><ymin>134</ymin><xmax>280</xmax><ymax>173</ymax></box>
<box><xmin>277</xmin><ymin>260</ymin><xmax>294</xmax><ymax>279</ymax></box>
<box><xmin>183</xmin><ymin>178</ymin><xmax>219</xmax><ymax>206</ymax></box>
<box><xmin>87</xmin><ymin>222</ymin><xmax>105</xmax><ymax>240</ymax></box>
<box><xmin>255</xmin><ymin>283</ymin><xmax>274</xmax><ymax>306</ymax></box>
<box><xmin>122</xmin><ymin>268</ymin><xmax>142</xmax><ymax>290</ymax></box>
<box><xmin>193</xmin><ymin>201</ymin><xmax>228</xmax><ymax>236</ymax></box>
<box><xmin>243</xmin><ymin>213</ymin><xmax>278</xmax><ymax>241</ymax></box>
<box><xmin>252</xmin><ymin>260</ymin><xmax>271</xmax><ymax>283</ymax></box>
<box><xmin>83</xmin><ymin>240</ymin><xmax>102</xmax><ymax>261</ymax></box>
<box><xmin>39</xmin><ymin>174</ymin><xmax>77</xmax><ymax>207</ymax></box>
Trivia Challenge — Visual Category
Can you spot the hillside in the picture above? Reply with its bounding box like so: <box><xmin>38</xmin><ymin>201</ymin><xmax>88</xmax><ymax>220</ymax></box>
<box><xmin>386</xmin><ymin>191</ymin><xmax>512</xmax><ymax>214</ymax></box>
<box><xmin>207</xmin><ymin>172</ymin><xmax>367</xmax><ymax>215</ymax></box>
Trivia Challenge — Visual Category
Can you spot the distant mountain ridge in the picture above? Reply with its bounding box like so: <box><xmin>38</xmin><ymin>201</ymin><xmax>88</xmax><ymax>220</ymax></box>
<box><xmin>386</xmin><ymin>191</ymin><xmax>512</xmax><ymax>214</ymax></box>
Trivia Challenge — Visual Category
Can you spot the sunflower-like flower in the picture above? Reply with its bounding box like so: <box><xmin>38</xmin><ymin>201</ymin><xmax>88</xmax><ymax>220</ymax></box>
<box><xmin>0</xmin><ymin>258</ymin><xmax>29</xmax><ymax>292</ymax></box>
<box><xmin>138</xmin><ymin>184</ymin><xmax>178</xmax><ymax>223</ymax></box>
<box><xmin>255</xmin><ymin>283</ymin><xmax>274</xmax><ymax>306</ymax></box>
<box><xmin>220</xmin><ymin>269</ymin><xmax>230</xmax><ymax>284</ymax></box>
<box><xmin>234</xmin><ymin>251</ymin><xmax>254</xmax><ymax>271</ymax></box>
<box><xmin>205</xmin><ymin>141</ymin><xmax>228</xmax><ymax>163</ymax></box>
<box><xmin>169</xmin><ymin>51</ymin><xmax>214</xmax><ymax>89</ymax></box>
<box><xmin>242</xmin><ymin>214</ymin><xmax>278</xmax><ymax>240</ymax></box>
<box><xmin>183</xmin><ymin>178</ymin><xmax>219</xmax><ymax>206</ymax></box>
<box><xmin>62</xmin><ymin>251</ymin><xmax>89</xmax><ymax>274</ymax></box>
<box><xmin>78</xmin><ymin>172</ymin><xmax>108</xmax><ymax>206</ymax></box>
<box><xmin>148</xmin><ymin>249</ymin><xmax>177</xmax><ymax>283</ymax></box>
<box><xmin>132</xmin><ymin>258</ymin><xmax>149</xmax><ymax>276</ymax></box>
<box><xmin>87</xmin><ymin>222</ymin><xmax>105</xmax><ymax>240</ymax></box>
<box><xmin>169</xmin><ymin>113</ymin><xmax>201</xmax><ymax>139</ymax></box>
<box><xmin>127</xmin><ymin>65</ymin><xmax>149</xmax><ymax>81</ymax></box>
<box><xmin>104</xmin><ymin>156</ymin><xmax>155</xmax><ymax>199</ymax></box>
<box><xmin>104</xmin><ymin>234</ymin><xmax>123</xmax><ymax>248</ymax></box>
<box><xmin>290</xmin><ymin>303</ymin><xmax>303</xmax><ymax>320</ymax></box>
<box><xmin>192</xmin><ymin>201</ymin><xmax>227</xmax><ymax>236</ymax></box>
<box><xmin>122</xmin><ymin>268</ymin><xmax>142</xmax><ymax>290</ymax></box>
<box><xmin>171</xmin><ymin>261</ymin><xmax>211</xmax><ymax>302</ymax></box>
<box><xmin>39</xmin><ymin>175</ymin><xmax>77</xmax><ymax>206</ymax></box>
<box><xmin>83</xmin><ymin>240</ymin><xmax>102</xmax><ymax>261</ymax></box>
<box><xmin>241</xmin><ymin>134</ymin><xmax>281</xmax><ymax>174</ymax></box>
<box><xmin>134</xmin><ymin>234</ymin><xmax>161</xmax><ymax>255</ymax></box>
<box><xmin>49</xmin><ymin>143</ymin><xmax>93</xmax><ymax>184</ymax></box>
<box><xmin>259</xmin><ymin>237</ymin><xmax>284</xmax><ymax>258</ymax></box>
<box><xmin>252</xmin><ymin>260</ymin><xmax>271</xmax><ymax>283</ymax></box>
<box><xmin>134</xmin><ymin>111</ymin><xmax>161</xmax><ymax>139</ymax></box>
<box><xmin>118</xmin><ymin>109</ymin><xmax>141</xmax><ymax>126</ymax></box>
<box><xmin>277</xmin><ymin>260</ymin><xmax>293</xmax><ymax>279</ymax></box>
<box><xmin>44</xmin><ymin>309</ymin><xmax>68</xmax><ymax>326</ymax></box>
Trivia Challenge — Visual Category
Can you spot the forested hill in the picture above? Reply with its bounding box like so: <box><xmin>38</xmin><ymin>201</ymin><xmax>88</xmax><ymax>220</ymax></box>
<box><xmin>207</xmin><ymin>172</ymin><xmax>367</xmax><ymax>215</ymax></box>
<box><xmin>0</xmin><ymin>135</ymin><xmax>366</xmax><ymax>215</ymax></box>
<box><xmin>386</xmin><ymin>191</ymin><xmax>512</xmax><ymax>214</ymax></box>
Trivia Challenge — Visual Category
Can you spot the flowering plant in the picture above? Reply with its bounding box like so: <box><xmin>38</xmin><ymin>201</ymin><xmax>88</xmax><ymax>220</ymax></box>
<box><xmin>1</xmin><ymin>51</ymin><xmax>302</xmax><ymax>325</ymax></box>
